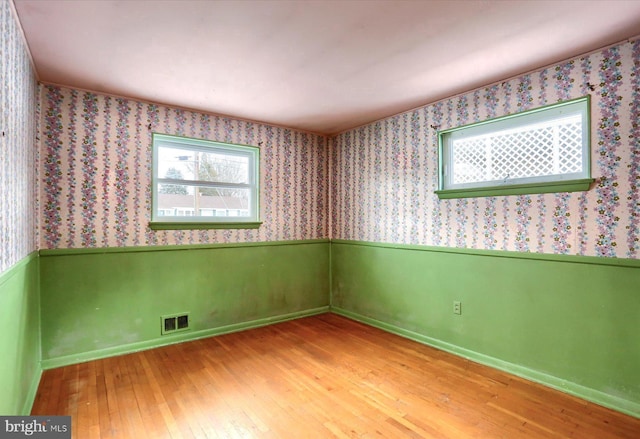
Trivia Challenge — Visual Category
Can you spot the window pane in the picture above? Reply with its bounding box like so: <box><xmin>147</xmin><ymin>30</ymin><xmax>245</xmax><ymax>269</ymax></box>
<box><xmin>451</xmin><ymin>139</ymin><xmax>486</xmax><ymax>184</ymax></box>
<box><xmin>196</xmin><ymin>151</ymin><xmax>249</xmax><ymax>184</ymax></box>
<box><xmin>198</xmin><ymin>188</ymin><xmax>250</xmax><ymax>217</ymax></box>
<box><xmin>157</xmin><ymin>185</ymin><xmax>251</xmax><ymax>218</ymax></box>
<box><xmin>158</xmin><ymin>146</ymin><xmax>249</xmax><ymax>184</ymax></box>
<box><xmin>158</xmin><ymin>147</ymin><xmax>197</xmax><ymax>181</ymax></box>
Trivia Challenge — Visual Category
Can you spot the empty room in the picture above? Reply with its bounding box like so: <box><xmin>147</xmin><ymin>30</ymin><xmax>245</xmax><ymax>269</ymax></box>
<box><xmin>1</xmin><ymin>0</ymin><xmax>640</xmax><ymax>437</ymax></box>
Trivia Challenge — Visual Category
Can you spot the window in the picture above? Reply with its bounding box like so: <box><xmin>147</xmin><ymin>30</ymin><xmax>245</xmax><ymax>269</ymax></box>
<box><xmin>150</xmin><ymin>133</ymin><xmax>260</xmax><ymax>229</ymax></box>
<box><xmin>436</xmin><ymin>96</ymin><xmax>593</xmax><ymax>199</ymax></box>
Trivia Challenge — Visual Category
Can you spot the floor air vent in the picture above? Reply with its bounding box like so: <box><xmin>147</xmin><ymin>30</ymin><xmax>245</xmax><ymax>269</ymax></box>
<box><xmin>161</xmin><ymin>312</ymin><xmax>190</xmax><ymax>335</ymax></box>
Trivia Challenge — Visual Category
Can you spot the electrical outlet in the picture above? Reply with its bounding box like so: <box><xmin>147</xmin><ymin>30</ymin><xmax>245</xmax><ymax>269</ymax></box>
<box><xmin>453</xmin><ymin>301</ymin><xmax>462</xmax><ymax>315</ymax></box>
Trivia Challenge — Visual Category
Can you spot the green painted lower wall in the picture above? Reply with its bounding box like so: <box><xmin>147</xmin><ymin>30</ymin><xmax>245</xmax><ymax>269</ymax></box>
<box><xmin>0</xmin><ymin>253</ymin><xmax>41</xmax><ymax>415</ymax></box>
<box><xmin>23</xmin><ymin>237</ymin><xmax>640</xmax><ymax>419</ymax></box>
<box><xmin>39</xmin><ymin>240</ymin><xmax>330</xmax><ymax>368</ymax></box>
<box><xmin>330</xmin><ymin>240</ymin><xmax>640</xmax><ymax>418</ymax></box>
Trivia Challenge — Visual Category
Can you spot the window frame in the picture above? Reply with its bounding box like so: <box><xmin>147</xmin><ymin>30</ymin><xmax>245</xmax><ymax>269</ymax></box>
<box><xmin>436</xmin><ymin>96</ymin><xmax>594</xmax><ymax>199</ymax></box>
<box><xmin>150</xmin><ymin>133</ymin><xmax>261</xmax><ymax>230</ymax></box>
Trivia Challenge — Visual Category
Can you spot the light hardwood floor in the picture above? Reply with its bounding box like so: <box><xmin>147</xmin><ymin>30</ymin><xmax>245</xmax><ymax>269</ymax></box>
<box><xmin>32</xmin><ymin>313</ymin><xmax>640</xmax><ymax>438</ymax></box>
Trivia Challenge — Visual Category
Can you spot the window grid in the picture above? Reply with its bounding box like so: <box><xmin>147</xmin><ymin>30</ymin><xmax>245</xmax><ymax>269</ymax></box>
<box><xmin>451</xmin><ymin>115</ymin><xmax>583</xmax><ymax>185</ymax></box>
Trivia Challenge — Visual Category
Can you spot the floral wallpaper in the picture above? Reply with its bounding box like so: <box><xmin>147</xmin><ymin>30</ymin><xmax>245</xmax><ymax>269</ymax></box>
<box><xmin>39</xmin><ymin>85</ymin><xmax>329</xmax><ymax>249</ymax></box>
<box><xmin>31</xmin><ymin>34</ymin><xmax>640</xmax><ymax>258</ymax></box>
<box><xmin>0</xmin><ymin>0</ymin><xmax>38</xmax><ymax>275</ymax></box>
<box><xmin>331</xmin><ymin>39</ymin><xmax>640</xmax><ymax>259</ymax></box>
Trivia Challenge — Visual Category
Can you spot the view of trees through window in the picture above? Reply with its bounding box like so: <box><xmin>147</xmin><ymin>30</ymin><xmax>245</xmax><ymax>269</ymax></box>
<box><xmin>185</xmin><ymin>152</ymin><xmax>247</xmax><ymax>197</ymax></box>
<box><xmin>159</xmin><ymin>167</ymin><xmax>188</xmax><ymax>195</ymax></box>
<box><xmin>158</xmin><ymin>150</ymin><xmax>249</xmax><ymax>197</ymax></box>
<box><xmin>153</xmin><ymin>134</ymin><xmax>259</xmax><ymax>222</ymax></box>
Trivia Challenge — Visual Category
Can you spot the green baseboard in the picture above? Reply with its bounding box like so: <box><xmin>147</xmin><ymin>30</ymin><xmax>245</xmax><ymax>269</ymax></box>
<box><xmin>41</xmin><ymin>306</ymin><xmax>329</xmax><ymax>370</ymax></box>
<box><xmin>331</xmin><ymin>306</ymin><xmax>640</xmax><ymax>419</ymax></box>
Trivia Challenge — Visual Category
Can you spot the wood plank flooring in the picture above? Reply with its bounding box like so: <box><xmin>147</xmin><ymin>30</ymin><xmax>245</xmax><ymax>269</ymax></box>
<box><xmin>32</xmin><ymin>314</ymin><xmax>640</xmax><ymax>438</ymax></box>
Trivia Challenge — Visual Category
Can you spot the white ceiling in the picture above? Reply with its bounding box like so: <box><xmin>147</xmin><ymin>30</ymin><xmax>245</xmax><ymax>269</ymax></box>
<box><xmin>13</xmin><ymin>0</ymin><xmax>640</xmax><ymax>135</ymax></box>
